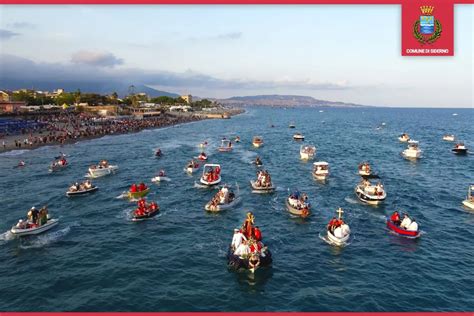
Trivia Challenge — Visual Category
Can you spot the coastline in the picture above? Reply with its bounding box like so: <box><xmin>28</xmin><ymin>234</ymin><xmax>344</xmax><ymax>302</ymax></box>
<box><xmin>0</xmin><ymin>108</ymin><xmax>244</xmax><ymax>155</ymax></box>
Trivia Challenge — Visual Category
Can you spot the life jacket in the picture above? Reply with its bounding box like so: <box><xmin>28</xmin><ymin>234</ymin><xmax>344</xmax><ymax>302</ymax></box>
<box><xmin>130</xmin><ymin>184</ymin><xmax>137</xmax><ymax>192</ymax></box>
<box><xmin>390</xmin><ymin>213</ymin><xmax>400</xmax><ymax>222</ymax></box>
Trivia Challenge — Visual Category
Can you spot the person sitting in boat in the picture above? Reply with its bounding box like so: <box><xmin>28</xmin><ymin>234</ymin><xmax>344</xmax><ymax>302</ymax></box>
<box><xmin>100</xmin><ymin>160</ymin><xmax>109</xmax><ymax>167</ymax></box>
<box><xmin>327</xmin><ymin>217</ymin><xmax>338</xmax><ymax>233</ymax></box>
<box><xmin>400</xmin><ymin>214</ymin><xmax>412</xmax><ymax>229</ymax></box>
<box><xmin>407</xmin><ymin>218</ymin><xmax>418</xmax><ymax>232</ymax></box>
<box><xmin>84</xmin><ymin>180</ymin><xmax>92</xmax><ymax>189</ymax></box>
<box><xmin>149</xmin><ymin>201</ymin><xmax>159</xmax><ymax>212</ymax></box>
<box><xmin>16</xmin><ymin>219</ymin><xmax>27</xmax><ymax>229</ymax></box>
<box><xmin>255</xmin><ymin>156</ymin><xmax>262</xmax><ymax>165</ymax></box>
<box><xmin>130</xmin><ymin>184</ymin><xmax>138</xmax><ymax>193</ymax></box>
<box><xmin>231</xmin><ymin>228</ymin><xmax>247</xmax><ymax>251</ymax></box>
<box><xmin>155</xmin><ymin>149</ymin><xmax>162</xmax><ymax>156</ymax></box>
<box><xmin>38</xmin><ymin>206</ymin><xmax>48</xmax><ymax>226</ymax></box>
<box><xmin>234</xmin><ymin>239</ymin><xmax>250</xmax><ymax>258</ymax></box>
<box><xmin>228</xmin><ymin>190</ymin><xmax>235</xmax><ymax>202</ymax></box>
<box><xmin>138</xmin><ymin>182</ymin><xmax>147</xmax><ymax>192</ymax></box>
<box><xmin>253</xmin><ymin>226</ymin><xmax>262</xmax><ymax>241</ymax></box>
<box><xmin>18</xmin><ymin>160</ymin><xmax>25</xmax><ymax>167</ymax></box>
<box><xmin>390</xmin><ymin>211</ymin><xmax>401</xmax><ymax>226</ymax></box>
<box><xmin>158</xmin><ymin>170</ymin><xmax>166</xmax><ymax>177</ymax></box>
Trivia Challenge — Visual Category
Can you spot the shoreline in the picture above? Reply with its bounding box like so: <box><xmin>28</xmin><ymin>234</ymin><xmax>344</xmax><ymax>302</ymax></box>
<box><xmin>0</xmin><ymin>109</ymin><xmax>244</xmax><ymax>155</ymax></box>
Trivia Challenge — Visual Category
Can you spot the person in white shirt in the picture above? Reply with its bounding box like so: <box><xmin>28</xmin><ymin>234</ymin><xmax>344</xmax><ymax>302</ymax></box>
<box><xmin>400</xmin><ymin>214</ymin><xmax>412</xmax><ymax>229</ymax></box>
<box><xmin>407</xmin><ymin>219</ymin><xmax>418</xmax><ymax>232</ymax></box>
<box><xmin>234</xmin><ymin>240</ymin><xmax>250</xmax><ymax>257</ymax></box>
<box><xmin>231</xmin><ymin>229</ymin><xmax>247</xmax><ymax>250</ymax></box>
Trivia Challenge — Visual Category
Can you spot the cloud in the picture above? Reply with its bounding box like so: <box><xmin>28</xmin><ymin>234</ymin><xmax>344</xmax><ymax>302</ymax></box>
<box><xmin>70</xmin><ymin>51</ymin><xmax>124</xmax><ymax>68</ymax></box>
<box><xmin>214</xmin><ymin>32</ymin><xmax>242</xmax><ymax>40</ymax></box>
<box><xmin>0</xmin><ymin>54</ymin><xmax>350</xmax><ymax>95</ymax></box>
<box><xmin>7</xmin><ymin>22</ymin><xmax>35</xmax><ymax>29</ymax></box>
<box><xmin>0</xmin><ymin>29</ymin><xmax>20</xmax><ymax>40</ymax></box>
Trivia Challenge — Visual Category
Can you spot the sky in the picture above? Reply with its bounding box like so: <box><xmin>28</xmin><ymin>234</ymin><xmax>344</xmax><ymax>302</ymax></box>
<box><xmin>0</xmin><ymin>5</ymin><xmax>473</xmax><ymax>107</ymax></box>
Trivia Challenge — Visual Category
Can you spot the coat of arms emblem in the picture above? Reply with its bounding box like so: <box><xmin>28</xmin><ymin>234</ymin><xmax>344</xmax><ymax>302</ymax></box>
<box><xmin>413</xmin><ymin>6</ymin><xmax>442</xmax><ymax>44</ymax></box>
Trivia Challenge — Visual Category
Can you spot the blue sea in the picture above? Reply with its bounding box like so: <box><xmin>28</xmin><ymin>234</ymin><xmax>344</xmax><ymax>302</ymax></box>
<box><xmin>0</xmin><ymin>107</ymin><xmax>473</xmax><ymax>311</ymax></box>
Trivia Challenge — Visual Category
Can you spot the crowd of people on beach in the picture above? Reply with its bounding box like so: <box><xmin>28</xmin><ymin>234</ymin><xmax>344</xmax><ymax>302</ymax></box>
<box><xmin>1</xmin><ymin>112</ymin><xmax>202</xmax><ymax>152</ymax></box>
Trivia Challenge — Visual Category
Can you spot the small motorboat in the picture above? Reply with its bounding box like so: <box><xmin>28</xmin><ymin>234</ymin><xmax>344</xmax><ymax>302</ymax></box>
<box><xmin>151</xmin><ymin>170</ymin><xmax>170</xmax><ymax>182</ymax></box>
<box><xmin>199</xmin><ymin>141</ymin><xmax>208</xmax><ymax>149</ymax></box>
<box><xmin>326</xmin><ymin>207</ymin><xmax>351</xmax><ymax>246</ymax></box>
<box><xmin>196</xmin><ymin>152</ymin><xmax>208</xmax><ymax>161</ymax></box>
<box><xmin>205</xmin><ymin>185</ymin><xmax>241</xmax><ymax>212</ymax></box>
<box><xmin>402</xmin><ymin>140</ymin><xmax>422</xmax><ymax>159</ymax></box>
<box><xmin>49</xmin><ymin>157</ymin><xmax>68</xmax><ymax>172</ymax></box>
<box><xmin>131</xmin><ymin>199</ymin><xmax>160</xmax><ymax>221</ymax></box>
<box><xmin>398</xmin><ymin>133</ymin><xmax>410</xmax><ymax>142</ymax></box>
<box><xmin>127</xmin><ymin>183</ymin><xmax>150</xmax><ymax>199</ymax></box>
<box><xmin>87</xmin><ymin>160</ymin><xmax>118</xmax><ymax>178</ymax></box>
<box><xmin>312</xmin><ymin>161</ymin><xmax>329</xmax><ymax>180</ymax></box>
<box><xmin>252</xmin><ymin>136</ymin><xmax>264</xmax><ymax>148</ymax></box>
<box><xmin>227</xmin><ymin>213</ymin><xmax>272</xmax><ymax>273</ymax></box>
<box><xmin>155</xmin><ymin>148</ymin><xmax>162</xmax><ymax>157</ymax></box>
<box><xmin>11</xmin><ymin>206</ymin><xmax>58</xmax><ymax>237</ymax></box>
<box><xmin>54</xmin><ymin>153</ymin><xmax>67</xmax><ymax>159</ymax></box>
<box><xmin>285</xmin><ymin>191</ymin><xmax>311</xmax><ymax>218</ymax></box>
<box><xmin>234</xmin><ymin>136</ymin><xmax>241</xmax><ymax>143</ymax></box>
<box><xmin>218</xmin><ymin>139</ymin><xmax>233</xmax><ymax>152</ymax></box>
<box><xmin>462</xmin><ymin>185</ymin><xmax>474</xmax><ymax>210</ymax></box>
<box><xmin>66</xmin><ymin>181</ymin><xmax>98</xmax><ymax>196</ymax></box>
<box><xmin>300</xmin><ymin>144</ymin><xmax>316</xmax><ymax>160</ymax></box>
<box><xmin>200</xmin><ymin>164</ymin><xmax>222</xmax><ymax>186</ymax></box>
<box><xmin>358</xmin><ymin>162</ymin><xmax>371</xmax><ymax>176</ymax></box>
<box><xmin>355</xmin><ymin>175</ymin><xmax>386</xmax><ymax>205</ymax></box>
<box><xmin>185</xmin><ymin>160</ymin><xmax>200</xmax><ymax>174</ymax></box>
<box><xmin>289</xmin><ymin>122</ymin><xmax>296</xmax><ymax>128</ymax></box>
<box><xmin>17</xmin><ymin>160</ymin><xmax>26</xmax><ymax>167</ymax></box>
<box><xmin>443</xmin><ymin>134</ymin><xmax>455</xmax><ymax>142</ymax></box>
<box><xmin>250</xmin><ymin>170</ymin><xmax>275</xmax><ymax>193</ymax></box>
<box><xmin>386</xmin><ymin>211</ymin><xmax>420</xmax><ymax>238</ymax></box>
<box><xmin>452</xmin><ymin>143</ymin><xmax>468</xmax><ymax>155</ymax></box>
<box><xmin>293</xmin><ymin>133</ymin><xmax>305</xmax><ymax>141</ymax></box>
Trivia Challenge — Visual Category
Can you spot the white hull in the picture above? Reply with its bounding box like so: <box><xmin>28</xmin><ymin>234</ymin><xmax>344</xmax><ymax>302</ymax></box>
<box><xmin>66</xmin><ymin>186</ymin><xmax>98</xmax><ymax>196</ymax></box>
<box><xmin>355</xmin><ymin>186</ymin><xmax>386</xmax><ymax>205</ymax></box>
<box><xmin>87</xmin><ymin>165</ymin><xmax>118</xmax><ymax>178</ymax></box>
<box><xmin>398</xmin><ymin>137</ymin><xmax>410</xmax><ymax>142</ymax></box>
<box><xmin>250</xmin><ymin>180</ymin><xmax>275</xmax><ymax>193</ymax></box>
<box><xmin>443</xmin><ymin>136</ymin><xmax>455</xmax><ymax>141</ymax></box>
<box><xmin>462</xmin><ymin>199</ymin><xmax>474</xmax><ymax>210</ymax></box>
<box><xmin>151</xmin><ymin>176</ymin><xmax>171</xmax><ymax>182</ymax></box>
<box><xmin>313</xmin><ymin>171</ymin><xmax>329</xmax><ymax>180</ymax></box>
<box><xmin>358</xmin><ymin>170</ymin><xmax>371</xmax><ymax>176</ymax></box>
<box><xmin>185</xmin><ymin>166</ymin><xmax>199</xmax><ymax>174</ymax></box>
<box><xmin>253</xmin><ymin>142</ymin><xmax>263</xmax><ymax>148</ymax></box>
<box><xmin>11</xmin><ymin>219</ymin><xmax>59</xmax><ymax>236</ymax></box>
<box><xmin>205</xmin><ymin>196</ymin><xmax>241</xmax><ymax>212</ymax></box>
<box><xmin>402</xmin><ymin>149</ymin><xmax>422</xmax><ymax>159</ymax></box>
<box><xmin>327</xmin><ymin>230</ymin><xmax>350</xmax><ymax>245</ymax></box>
<box><xmin>200</xmin><ymin>177</ymin><xmax>221</xmax><ymax>186</ymax></box>
<box><xmin>294</xmin><ymin>136</ymin><xmax>305</xmax><ymax>141</ymax></box>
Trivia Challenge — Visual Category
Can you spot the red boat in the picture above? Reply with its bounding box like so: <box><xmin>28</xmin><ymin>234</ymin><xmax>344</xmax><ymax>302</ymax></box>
<box><xmin>386</xmin><ymin>219</ymin><xmax>420</xmax><ymax>238</ymax></box>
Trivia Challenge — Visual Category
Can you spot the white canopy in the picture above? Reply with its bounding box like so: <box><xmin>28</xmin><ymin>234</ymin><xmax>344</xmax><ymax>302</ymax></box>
<box><xmin>313</xmin><ymin>161</ymin><xmax>328</xmax><ymax>166</ymax></box>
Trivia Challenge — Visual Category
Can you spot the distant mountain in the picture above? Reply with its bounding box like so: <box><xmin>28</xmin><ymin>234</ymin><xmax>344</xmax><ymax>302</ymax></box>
<box><xmin>0</xmin><ymin>80</ymin><xmax>179</xmax><ymax>98</ymax></box>
<box><xmin>217</xmin><ymin>94</ymin><xmax>367</xmax><ymax>108</ymax></box>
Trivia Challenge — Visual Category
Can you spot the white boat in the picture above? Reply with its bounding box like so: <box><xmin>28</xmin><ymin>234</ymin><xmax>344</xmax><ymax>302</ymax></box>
<box><xmin>199</xmin><ymin>141</ymin><xmax>208</xmax><ymax>148</ymax></box>
<box><xmin>184</xmin><ymin>161</ymin><xmax>200</xmax><ymax>174</ymax></box>
<box><xmin>285</xmin><ymin>192</ymin><xmax>310</xmax><ymax>217</ymax></box>
<box><xmin>49</xmin><ymin>159</ymin><xmax>68</xmax><ymax>172</ymax></box>
<box><xmin>300</xmin><ymin>145</ymin><xmax>316</xmax><ymax>160</ymax></box>
<box><xmin>87</xmin><ymin>161</ymin><xmax>118</xmax><ymax>178</ymax></box>
<box><xmin>218</xmin><ymin>139</ymin><xmax>233</xmax><ymax>152</ymax></box>
<box><xmin>443</xmin><ymin>134</ymin><xmax>455</xmax><ymax>142</ymax></box>
<box><xmin>402</xmin><ymin>140</ymin><xmax>422</xmax><ymax>159</ymax></box>
<box><xmin>462</xmin><ymin>185</ymin><xmax>474</xmax><ymax>210</ymax></box>
<box><xmin>252</xmin><ymin>136</ymin><xmax>264</xmax><ymax>148</ymax></box>
<box><xmin>358</xmin><ymin>162</ymin><xmax>371</xmax><ymax>176</ymax></box>
<box><xmin>293</xmin><ymin>133</ymin><xmax>305</xmax><ymax>141</ymax></box>
<box><xmin>66</xmin><ymin>185</ymin><xmax>98</xmax><ymax>196</ymax></box>
<box><xmin>151</xmin><ymin>175</ymin><xmax>171</xmax><ymax>182</ymax></box>
<box><xmin>200</xmin><ymin>164</ymin><xmax>222</xmax><ymax>186</ymax></box>
<box><xmin>398</xmin><ymin>133</ymin><xmax>410</xmax><ymax>142</ymax></box>
<box><xmin>205</xmin><ymin>185</ymin><xmax>241</xmax><ymax>211</ymax></box>
<box><xmin>289</xmin><ymin>122</ymin><xmax>296</xmax><ymax>128</ymax></box>
<box><xmin>355</xmin><ymin>175</ymin><xmax>386</xmax><ymax>205</ymax></box>
<box><xmin>250</xmin><ymin>170</ymin><xmax>275</xmax><ymax>193</ymax></box>
<box><xmin>10</xmin><ymin>218</ymin><xmax>59</xmax><ymax>236</ymax></box>
<box><xmin>195</xmin><ymin>152</ymin><xmax>208</xmax><ymax>161</ymax></box>
<box><xmin>312</xmin><ymin>161</ymin><xmax>329</xmax><ymax>180</ymax></box>
<box><xmin>327</xmin><ymin>208</ymin><xmax>351</xmax><ymax>246</ymax></box>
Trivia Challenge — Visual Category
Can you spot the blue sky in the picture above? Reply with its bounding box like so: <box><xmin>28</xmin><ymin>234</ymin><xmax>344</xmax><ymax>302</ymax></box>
<box><xmin>0</xmin><ymin>5</ymin><xmax>472</xmax><ymax>107</ymax></box>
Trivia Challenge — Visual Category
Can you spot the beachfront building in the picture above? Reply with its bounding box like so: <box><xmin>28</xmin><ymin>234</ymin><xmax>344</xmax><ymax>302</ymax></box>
<box><xmin>169</xmin><ymin>105</ymin><xmax>192</xmax><ymax>112</ymax></box>
<box><xmin>0</xmin><ymin>101</ymin><xmax>27</xmax><ymax>114</ymax></box>
<box><xmin>0</xmin><ymin>90</ymin><xmax>11</xmax><ymax>102</ymax></box>
<box><xmin>181</xmin><ymin>95</ymin><xmax>192</xmax><ymax>104</ymax></box>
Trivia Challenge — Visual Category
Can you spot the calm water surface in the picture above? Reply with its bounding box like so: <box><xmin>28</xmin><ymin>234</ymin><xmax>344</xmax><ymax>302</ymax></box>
<box><xmin>0</xmin><ymin>107</ymin><xmax>473</xmax><ymax>311</ymax></box>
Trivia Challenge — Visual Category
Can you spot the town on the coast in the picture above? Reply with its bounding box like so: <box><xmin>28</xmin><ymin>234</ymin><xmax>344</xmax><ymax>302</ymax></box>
<box><xmin>0</xmin><ymin>87</ymin><xmax>241</xmax><ymax>152</ymax></box>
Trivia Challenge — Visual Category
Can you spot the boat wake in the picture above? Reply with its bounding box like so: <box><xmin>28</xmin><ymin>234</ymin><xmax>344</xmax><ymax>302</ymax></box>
<box><xmin>0</xmin><ymin>231</ymin><xmax>15</xmax><ymax>245</ymax></box>
<box><xmin>19</xmin><ymin>226</ymin><xmax>72</xmax><ymax>249</ymax></box>
<box><xmin>344</xmin><ymin>197</ymin><xmax>359</xmax><ymax>204</ymax></box>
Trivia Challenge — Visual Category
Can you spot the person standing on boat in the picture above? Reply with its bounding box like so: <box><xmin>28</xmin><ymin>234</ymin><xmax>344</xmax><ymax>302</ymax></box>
<box><xmin>231</xmin><ymin>229</ymin><xmax>247</xmax><ymax>251</ymax></box>
<box><xmin>130</xmin><ymin>184</ymin><xmax>137</xmax><ymax>193</ymax></box>
<box><xmin>407</xmin><ymin>219</ymin><xmax>418</xmax><ymax>232</ymax></box>
<box><xmin>138</xmin><ymin>182</ymin><xmax>146</xmax><ymax>192</ymax></box>
<box><xmin>234</xmin><ymin>239</ymin><xmax>250</xmax><ymax>257</ymax></box>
